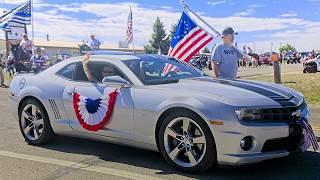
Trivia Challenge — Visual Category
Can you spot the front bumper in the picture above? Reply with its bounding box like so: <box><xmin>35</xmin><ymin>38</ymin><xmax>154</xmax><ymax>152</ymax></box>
<box><xmin>211</xmin><ymin>121</ymin><xmax>304</xmax><ymax>166</ymax></box>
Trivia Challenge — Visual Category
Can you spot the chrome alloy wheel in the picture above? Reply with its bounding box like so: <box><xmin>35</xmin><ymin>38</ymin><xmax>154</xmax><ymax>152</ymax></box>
<box><xmin>164</xmin><ymin>117</ymin><xmax>207</xmax><ymax>168</ymax></box>
<box><xmin>20</xmin><ymin>104</ymin><xmax>44</xmax><ymax>141</ymax></box>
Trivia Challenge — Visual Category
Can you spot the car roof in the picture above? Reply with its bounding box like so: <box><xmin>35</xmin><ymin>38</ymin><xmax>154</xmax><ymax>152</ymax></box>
<box><xmin>68</xmin><ymin>54</ymin><xmax>172</xmax><ymax>62</ymax></box>
<box><xmin>65</xmin><ymin>55</ymin><xmax>140</xmax><ymax>62</ymax></box>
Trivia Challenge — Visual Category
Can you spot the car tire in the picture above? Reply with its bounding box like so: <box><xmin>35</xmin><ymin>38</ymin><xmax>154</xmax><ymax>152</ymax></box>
<box><xmin>158</xmin><ymin>110</ymin><xmax>217</xmax><ymax>173</ymax></box>
<box><xmin>19</xmin><ymin>99</ymin><xmax>55</xmax><ymax>145</ymax></box>
<box><xmin>303</xmin><ymin>65</ymin><xmax>317</xmax><ymax>73</ymax></box>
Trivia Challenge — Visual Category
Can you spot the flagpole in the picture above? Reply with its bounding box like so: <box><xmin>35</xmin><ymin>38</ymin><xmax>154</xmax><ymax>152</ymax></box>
<box><xmin>179</xmin><ymin>0</ymin><xmax>221</xmax><ymax>36</ymax></box>
<box><xmin>132</xmin><ymin>41</ymin><xmax>135</xmax><ymax>54</ymax></box>
<box><xmin>31</xmin><ymin>0</ymin><xmax>34</xmax><ymax>41</ymax></box>
<box><xmin>131</xmin><ymin>6</ymin><xmax>135</xmax><ymax>54</ymax></box>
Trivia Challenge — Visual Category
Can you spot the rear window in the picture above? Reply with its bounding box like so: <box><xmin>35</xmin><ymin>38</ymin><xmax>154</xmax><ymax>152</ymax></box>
<box><xmin>56</xmin><ymin>63</ymin><xmax>76</xmax><ymax>80</ymax></box>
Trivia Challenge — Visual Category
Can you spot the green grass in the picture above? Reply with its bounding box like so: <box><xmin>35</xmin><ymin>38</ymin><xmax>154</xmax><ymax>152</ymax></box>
<box><xmin>244</xmin><ymin>73</ymin><xmax>320</xmax><ymax>105</ymax></box>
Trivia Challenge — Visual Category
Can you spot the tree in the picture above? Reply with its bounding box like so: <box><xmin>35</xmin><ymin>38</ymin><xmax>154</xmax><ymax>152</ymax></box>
<box><xmin>202</xmin><ymin>47</ymin><xmax>210</xmax><ymax>53</ymax></box>
<box><xmin>279</xmin><ymin>43</ymin><xmax>296</xmax><ymax>53</ymax></box>
<box><xmin>143</xmin><ymin>44</ymin><xmax>156</xmax><ymax>54</ymax></box>
<box><xmin>144</xmin><ymin>17</ymin><xmax>170</xmax><ymax>54</ymax></box>
<box><xmin>169</xmin><ymin>23</ymin><xmax>178</xmax><ymax>40</ymax></box>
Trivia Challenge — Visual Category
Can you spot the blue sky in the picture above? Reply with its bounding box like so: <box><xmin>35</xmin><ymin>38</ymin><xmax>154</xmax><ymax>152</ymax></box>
<box><xmin>1</xmin><ymin>0</ymin><xmax>320</xmax><ymax>52</ymax></box>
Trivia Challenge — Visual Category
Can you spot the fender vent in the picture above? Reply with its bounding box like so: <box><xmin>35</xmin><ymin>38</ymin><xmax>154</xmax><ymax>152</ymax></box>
<box><xmin>49</xmin><ymin>99</ymin><xmax>61</xmax><ymax>120</ymax></box>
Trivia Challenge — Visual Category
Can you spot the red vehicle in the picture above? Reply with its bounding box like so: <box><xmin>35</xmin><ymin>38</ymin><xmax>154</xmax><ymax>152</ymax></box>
<box><xmin>259</xmin><ymin>52</ymin><xmax>280</xmax><ymax>65</ymax></box>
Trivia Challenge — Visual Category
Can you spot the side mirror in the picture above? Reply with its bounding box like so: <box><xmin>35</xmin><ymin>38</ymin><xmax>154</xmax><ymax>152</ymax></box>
<box><xmin>102</xmin><ymin>76</ymin><xmax>131</xmax><ymax>88</ymax></box>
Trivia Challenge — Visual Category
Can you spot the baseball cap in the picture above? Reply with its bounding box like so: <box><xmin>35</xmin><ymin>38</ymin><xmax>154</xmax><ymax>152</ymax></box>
<box><xmin>222</xmin><ymin>27</ymin><xmax>238</xmax><ymax>35</ymax></box>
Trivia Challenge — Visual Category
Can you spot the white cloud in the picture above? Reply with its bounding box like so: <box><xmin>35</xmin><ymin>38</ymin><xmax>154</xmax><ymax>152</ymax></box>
<box><xmin>207</xmin><ymin>0</ymin><xmax>227</xmax><ymax>6</ymax></box>
<box><xmin>1</xmin><ymin>1</ymin><xmax>319</xmax><ymax>52</ymax></box>
<box><xmin>0</xmin><ymin>0</ymin><xmax>42</xmax><ymax>4</ymax></box>
<box><xmin>281</xmin><ymin>12</ymin><xmax>298</xmax><ymax>17</ymax></box>
<box><xmin>233</xmin><ymin>9</ymin><xmax>256</xmax><ymax>16</ymax></box>
<box><xmin>248</xmin><ymin>4</ymin><xmax>264</xmax><ymax>8</ymax></box>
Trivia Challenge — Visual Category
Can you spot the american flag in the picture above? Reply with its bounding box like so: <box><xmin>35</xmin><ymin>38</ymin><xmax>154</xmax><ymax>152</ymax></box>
<box><xmin>0</xmin><ymin>0</ymin><xmax>31</xmax><ymax>31</ymax></box>
<box><xmin>298</xmin><ymin>117</ymin><xmax>319</xmax><ymax>152</ymax></box>
<box><xmin>126</xmin><ymin>7</ymin><xmax>133</xmax><ymax>44</ymax></box>
<box><xmin>168</xmin><ymin>12</ymin><xmax>214</xmax><ymax>62</ymax></box>
<box><xmin>162</xmin><ymin>63</ymin><xmax>180</xmax><ymax>76</ymax></box>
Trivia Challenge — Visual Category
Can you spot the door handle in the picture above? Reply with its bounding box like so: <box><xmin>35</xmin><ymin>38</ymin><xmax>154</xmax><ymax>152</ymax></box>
<box><xmin>67</xmin><ymin>87</ymin><xmax>76</xmax><ymax>95</ymax></box>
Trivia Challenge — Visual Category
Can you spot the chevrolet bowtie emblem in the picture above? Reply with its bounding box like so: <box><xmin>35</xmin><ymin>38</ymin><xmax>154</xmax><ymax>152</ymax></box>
<box><xmin>292</xmin><ymin>109</ymin><xmax>301</xmax><ymax>117</ymax></box>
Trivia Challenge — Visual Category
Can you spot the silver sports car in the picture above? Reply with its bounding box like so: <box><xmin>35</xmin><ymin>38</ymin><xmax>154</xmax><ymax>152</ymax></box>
<box><xmin>9</xmin><ymin>53</ymin><xmax>309</xmax><ymax>173</ymax></box>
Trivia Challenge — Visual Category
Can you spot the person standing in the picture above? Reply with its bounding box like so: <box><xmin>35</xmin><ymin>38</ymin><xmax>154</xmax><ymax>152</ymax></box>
<box><xmin>89</xmin><ymin>34</ymin><xmax>101</xmax><ymax>50</ymax></box>
<box><xmin>6</xmin><ymin>55</ymin><xmax>15</xmax><ymax>78</ymax></box>
<box><xmin>0</xmin><ymin>55</ymin><xmax>8</xmax><ymax>88</ymax></box>
<box><xmin>30</xmin><ymin>47</ymin><xmax>48</xmax><ymax>73</ymax></box>
<box><xmin>211</xmin><ymin>27</ymin><xmax>257</xmax><ymax>79</ymax></box>
<box><xmin>10</xmin><ymin>32</ymin><xmax>22</xmax><ymax>61</ymax></box>
<box><xmin>20</xmin><ymin>34</ymin><xmax>34</xmax><ymax>58</ymax></box>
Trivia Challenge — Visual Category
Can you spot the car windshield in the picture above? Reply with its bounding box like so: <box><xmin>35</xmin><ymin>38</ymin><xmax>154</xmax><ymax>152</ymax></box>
<box><xmin>122</xmin><ymin>55</ymin><xmax>204</xmax><ymax>85</ymax></box>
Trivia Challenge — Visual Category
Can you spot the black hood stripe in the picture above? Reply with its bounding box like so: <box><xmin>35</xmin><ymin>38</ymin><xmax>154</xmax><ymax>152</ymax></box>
<box><xmin>190</xmin><ymin>77</ymin><xmax>297</xmax><ymax>107</ymax></box>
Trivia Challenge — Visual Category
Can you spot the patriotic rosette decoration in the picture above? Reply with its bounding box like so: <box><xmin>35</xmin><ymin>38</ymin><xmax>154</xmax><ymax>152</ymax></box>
<box><xmin>73</xmin><ymin>90</ymin><xmax>118</xmax><ymax>131</ymax></box>
<box><xmin>297</xmin><ymin>117</ymin><xmax>319</xmax><ymax>152</ymax></box>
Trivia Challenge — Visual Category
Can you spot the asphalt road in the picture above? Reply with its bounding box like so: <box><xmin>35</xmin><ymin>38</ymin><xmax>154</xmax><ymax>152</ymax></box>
<box><xmin>1</xmin><ymin>87</ymin><xmax>320</xmax><ymax>179</ymax></box>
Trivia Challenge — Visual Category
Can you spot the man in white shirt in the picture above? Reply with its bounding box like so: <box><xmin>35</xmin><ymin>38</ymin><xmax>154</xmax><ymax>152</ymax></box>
<box><xmin>89</xmin><ymin>34</ymin><xmax>101</xmax><ymax>50</ymax></box>
<box><xmin>20</xmin><ymin>34</ymin><xmax>34</xmax><ymax>56</ymax></box>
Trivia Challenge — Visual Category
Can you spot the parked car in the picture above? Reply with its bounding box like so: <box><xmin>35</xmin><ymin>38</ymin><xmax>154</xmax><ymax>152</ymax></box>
<box><xmin>303</xmin><ymin>57</ymin><xmax>320</xmax><ymax>73</ymax></box>
<box><xmin>9</xmin><ymin>53</ymin><xmax>309</xmax><ymax>173</ymax></box>
<box><xmin>259</xmin><ymin>52</ymin><xmax>280</xmax><ymax>65</ymax></box>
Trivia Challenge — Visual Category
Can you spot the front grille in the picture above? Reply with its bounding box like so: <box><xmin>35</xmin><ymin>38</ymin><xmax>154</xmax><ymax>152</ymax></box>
<box><xmin>245</xmin><ymin>101</ymin><xmax>307</xmax><ymax>123</ymax></box>
<box><xmin>262</xmin><ymin>124</ymin><xmax>304</xmax><ymax>152</ymax></box>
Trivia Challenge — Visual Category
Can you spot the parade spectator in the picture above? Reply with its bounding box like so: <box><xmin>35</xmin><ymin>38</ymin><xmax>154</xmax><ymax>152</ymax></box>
<box><xmin>30</xmin><ymin>47</ymin><xmax>48</xmax><ymax>73</ymax></box>
<box><xmin>10</xmin><ymin>32</ymin><xmax>22</xmax><ymax>61</ymax></box>
<box><xmin>6</xmin><ymin>55</ymin><xmax>15</xmax><ymax>78</ymax></box>
<box><xmin>89</xmin><ymin>34</ymin><xmax>101</xmax><ymax>50</ymax></box>
<box><xmin>211</xmin><ymin>27</ymin><xmax>257</xmax><ymax>79</ymax></box>
<box><xmin>20</xmin><ymin>34</ymin><xmax>34</xmax><ymax>57</ymax></box>
<box><xmin>0</xmin><ymin>57</ymin><xmax>8</xmax><ymax>88</ymax></box>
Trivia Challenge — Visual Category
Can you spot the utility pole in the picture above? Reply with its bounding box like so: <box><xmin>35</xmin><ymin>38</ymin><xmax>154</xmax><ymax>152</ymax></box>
<box><xmin>2</xmin><ymin>10</ymin><xmax>9</xmax><ymax>58</ymax></box>
<box><xmin>272</xmin><ymin>42</ymin><xmax>281</xmax><ymax>84</ymax></box>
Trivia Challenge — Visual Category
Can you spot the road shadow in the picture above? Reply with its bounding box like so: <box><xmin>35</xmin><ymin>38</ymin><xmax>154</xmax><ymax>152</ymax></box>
<box><xmin>40</xmin><ymin>135</ymin><xmax>320</xmax><ymax>179</ymax></box>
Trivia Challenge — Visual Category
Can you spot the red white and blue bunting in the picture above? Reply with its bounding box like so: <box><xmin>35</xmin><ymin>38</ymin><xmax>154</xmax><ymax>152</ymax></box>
<box><xmin>297</xmin><ymin>117</ymin><xmax>319</xmax><ymax>152</ymax></box>
<box><xmin>73</xmin><ymin>90</ymin><xmax>118</xmax><ymax>131</ymax></box>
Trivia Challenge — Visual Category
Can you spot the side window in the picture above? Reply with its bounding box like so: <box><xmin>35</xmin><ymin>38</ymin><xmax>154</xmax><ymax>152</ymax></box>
<box><xmin>56</xmin><ymin>63</ymin><xmax>76</xmax><ymax>80</ymax></box>
<box><xmin>87</xmin><ymin>62</ymin><xmax>126</xmax><ymax>82</ymax></box>
<box><xmin>73</xmin><ymin>61</ymin><xmax>128</xmax><ymax>83</ymax></box>
<box><xmin>74</xmin><ymin>62</ymin><xmax>89</xmax><ymax>82</ymax></box>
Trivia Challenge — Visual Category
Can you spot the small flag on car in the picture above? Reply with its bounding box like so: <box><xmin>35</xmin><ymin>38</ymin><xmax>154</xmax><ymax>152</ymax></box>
<box><xmin>297</xmin><ymin>117</ymin><xmax>319</xmax><ymax>152</ymax></box>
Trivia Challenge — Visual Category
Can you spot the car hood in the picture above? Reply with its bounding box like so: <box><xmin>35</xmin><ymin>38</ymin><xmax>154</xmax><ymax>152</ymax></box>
<box><xmin>150</xmin><ymin>77</ymin><xmax>303</xmax><ymax>107</ymax></box>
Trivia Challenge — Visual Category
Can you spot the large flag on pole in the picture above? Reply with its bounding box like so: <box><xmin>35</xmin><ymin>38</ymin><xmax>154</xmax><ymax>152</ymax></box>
<box><xmin>126</xmin><ymin>7</ymin><xmax>133</xmax><ymax>44</ymax></box>
<box><xmin>0</xmin><ymin>0</ymin><xmax>31</xmax><ymax>32</ymax></box>
<box><xmin>168</xmin><ymin>12</ymin><xmax>214</xmax><ymax>62</ymax></box>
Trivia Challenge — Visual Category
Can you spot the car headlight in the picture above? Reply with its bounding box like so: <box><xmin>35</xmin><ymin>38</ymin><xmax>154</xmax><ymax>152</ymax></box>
<box><xmin>235</xmin><ymin>109</ymin><xmax>262</xmax><ymax>121</ymax></box>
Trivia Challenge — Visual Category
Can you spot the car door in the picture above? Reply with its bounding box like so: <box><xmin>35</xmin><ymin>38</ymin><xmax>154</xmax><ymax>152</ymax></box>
<box><xmin>62</xmin><ymin>61</ymin><xmax>135</xmax><ymax>140</ymax></box>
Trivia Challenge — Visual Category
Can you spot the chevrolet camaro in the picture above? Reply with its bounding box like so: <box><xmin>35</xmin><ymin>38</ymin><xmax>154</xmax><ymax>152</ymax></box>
<box><xmin>8</xmin><ymin>53</ymin><xmax>309</xmax><ymax>173</ymax></box>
